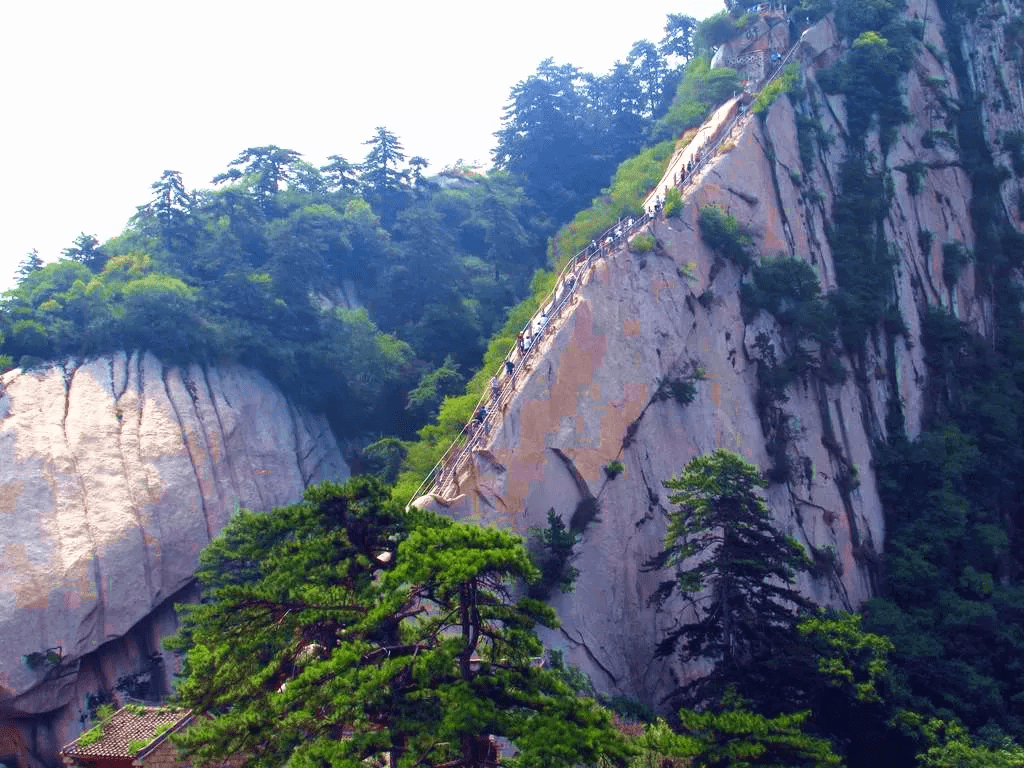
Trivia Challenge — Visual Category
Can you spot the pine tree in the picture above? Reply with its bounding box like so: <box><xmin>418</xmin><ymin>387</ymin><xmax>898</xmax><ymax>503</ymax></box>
<box><xmin>61</xmin><ymin>232</ymin><xmax>107</xmax><ymax>272</ymax></box>
<box><xmin>212</xmin><ymin>146</ymin><xmax>301</xmax><ymax>214</ymax></box>
<box><xmin>360</xmin><ymin>127</ymin><xmax>408</xmax><ymax>193</ymax></box>
<box><xmin>168</xmin><ymin>477</ymin><xmax>626</xmax><ymax>768</ymax></box>
<box><xmin>646</xmin><ymin>450</ymin><xmax>813</xmax><ymax>707</ymax></box>
<box><xmin>15</xmin><ymin>248</ymin><xmax>44</xmax><ymax>283</ymax></box>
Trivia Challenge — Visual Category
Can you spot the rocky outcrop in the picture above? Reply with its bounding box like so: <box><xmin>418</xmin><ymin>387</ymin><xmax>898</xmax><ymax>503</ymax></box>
<box><xmin>416</xmin><ymin>0</ymin><xmax>1013</xmax><ymax>707</ymax></box>
<box><xmin>960</xmin><ymin>0</ymin><xmax>1024</xmax><ymax>230</ymax></box>
<box><xmin>0</xmin><ymin>351</ymin><xmax>347</xmax><ymax>767</ymax></box>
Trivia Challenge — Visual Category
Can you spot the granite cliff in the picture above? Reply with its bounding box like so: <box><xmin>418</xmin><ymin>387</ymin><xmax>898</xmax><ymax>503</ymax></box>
<box><xmin>414</xmin><ymin>0</ymin><xmax>1024</xmax><ymax>706</ymax></box>
<box><xmin>0</xmin><ymin>352</ymin><xmax>347</xmax><ymax>768</ymax></box>
<box><xmin>4</xmin><ymin>0</ymin><xmax>1024</xmax><ymax>761</ymax></box>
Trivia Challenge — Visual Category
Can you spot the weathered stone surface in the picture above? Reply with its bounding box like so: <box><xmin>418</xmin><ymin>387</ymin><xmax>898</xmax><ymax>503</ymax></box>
<box><xmin>416</xmin><ymin>3</ymin><xmax>1011</xmax><ymax>707</ymax></box>
<box><xmin>0</xmin><ymin>352</ymin><xmax>347</xmax><ymax>765</ymax></box>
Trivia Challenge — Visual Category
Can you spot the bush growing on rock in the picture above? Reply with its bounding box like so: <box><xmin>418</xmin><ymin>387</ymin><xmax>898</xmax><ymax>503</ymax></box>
<box><xmin>630</xmin><ymin>234</ymin><xmax>656</xmax><ymax>253</ymax></box>
<box><xmin>664</xmin><ymin>188</ymin><xmax>683</xmax><ymax>217</ymax></box>
<box><xmin>698</xmin><ymin>205</ymin><xmax>754</xmax><ymax>270</ymax></box>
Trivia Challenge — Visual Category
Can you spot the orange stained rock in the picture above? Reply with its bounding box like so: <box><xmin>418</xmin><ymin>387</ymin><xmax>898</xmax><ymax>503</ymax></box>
<box><xmin>489</xmin><ymin>300</ymin><xmax>622</xmax><ymax>525</ymax></box>
<box><xmin>0</xmin><ymin>479</ymin><xmax>24</xmax><ymax>514</ymax></box>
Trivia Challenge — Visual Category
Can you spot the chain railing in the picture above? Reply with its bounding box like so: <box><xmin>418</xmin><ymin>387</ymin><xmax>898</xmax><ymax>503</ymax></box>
<box><xmin>407</xmin><ymin>36</ymin><xmax>804</xmax><ymax>508</ymax></box>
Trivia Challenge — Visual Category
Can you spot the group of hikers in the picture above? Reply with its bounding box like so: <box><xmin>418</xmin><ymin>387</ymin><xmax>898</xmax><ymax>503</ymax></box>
<box><xmin>421</xmin><ymin>19</ymin><xmax>807</xmax><ymax>501</ymax></box>
<box><xmin>431</xmin><ymin>204</ymin><xmax>673</xmax><ymax>495</ymax></box>
<box><xmin>432</xmin><ymin>116</ymin><xmax>758</xmax><ymax>496</ymax></box>
<box><xmin>429</xmin><ymin>57</ymin><xmax>793</xmax><ymax>497</ymax></box>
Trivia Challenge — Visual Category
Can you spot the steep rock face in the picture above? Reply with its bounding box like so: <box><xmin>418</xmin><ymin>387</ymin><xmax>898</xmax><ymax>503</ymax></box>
<box><xmin>0</xmin><ymin>351</ymin><xmax>347</xmax><ymax>767</ymax></box>
<box><xmin>418</xmin><ymin>0</ymin><xmax>1011</xmax><ymax>706</ymax></box>
<box><xmin>960</xmin><ymin>0</ymin><xmax>1024</xmax><ymax>230</ymax></box>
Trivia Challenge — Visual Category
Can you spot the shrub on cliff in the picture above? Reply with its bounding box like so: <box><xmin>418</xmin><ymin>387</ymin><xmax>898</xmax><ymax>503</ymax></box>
<box><xmin>652</xmin><ymin>57</ymin><xmax>741</xmax><ymax>142</ymax></box>
<box><xmin>630</xmin><ymin>234</ymin><xmax>656</xmax><ymax>253</ymax></box>
<box><xmin>753</xmin><ymin>64</ymin><xmax>801</xmax><ymax>116</ymax></box>
<box><xmin>664</xmin><ymin>188</ymin><xmax>683</xmax><ymax>217</ymax></box>
<box><xmin>698</xmin><ymin>205</ymin><xmax>754</xmax><ymax>269</ymax></box>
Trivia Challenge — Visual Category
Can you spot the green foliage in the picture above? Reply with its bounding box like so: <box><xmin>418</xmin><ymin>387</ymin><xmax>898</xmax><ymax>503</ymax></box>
<box><xmin>553</xmin><ymin>140</ymin><xmax>675</xmax><ymax>260</ymax></box>
<box><xmin>604</xmin><ymin>460</ymin><xmax>625</xmax><ymax>479</ymax></box>
<box><xmin>916</xmin><ymin>719</ymin><xmax>1024</xmax><ymax>767</ymax></box>
<box><xmin>646</xmin><ymin>450</ymin><xmax>813</xmax><ymax>705</ymax></box>
<box><xmin>740</xmin><ymin>253</ymin><xmax>843</xmax><ymax>472</ymax></box>
<box><xmin>631</xmin><ymin>234</ymin><xmax>656</xmax><ymax>253</ymax></box>
<box><xmin>652</xmin><ymin>57</ymin><xmax>741</xmax><ymax>142</ymax></box>
<box><xmin>15</xmin><ymin>249</ymin><xmax>44</xmax><ymax>282</ymax></box>
<box><xmin>796</xmin><ymin>115</ymin><xmax>819</xmax><ymax>173</ymax></box>
<box><xmin>743</xmin><ymin>256</ymin><xmax>836</xmax><ymax>347</ymax></box>
<box><xmin>616</xmin><ymin>695</ymin><xmax>841</xmax><ymax>768</ymax></box>
<box><xmin>493</xmin><ymin>51</ymin><xmax>675</xmax><ymax>225</ymax></box>
<box><xmin>527</xmin><ymin>509</ymin><xmax>580</xmax><ymax>599</ymax></box>
<box><xmin>798</xmin><ymin>611</ymin><xmax>894</xmax><ymax>704</ymax></box>
<box><xmin>664</xmin><ymin>187</ymin><xmax>683</xmax><ymax>217</ymax></box>
<box><xmin>405</xmin><ymin>355</ymin><xmax>464</xmax><ymax>425</ymax></box>
<box><xmin>1001</xmin><ymin>130</ymin><xmax>1024</xmax><ymax>176</ymax></box>
<box><xmin>941</xmin><ymin>241</ymin><xmax>972</xmax><ymax>287</ymax></box>
<box><xmin>77</xmin><ymin>703</ymin><xmax>116</xmax><ymax>747</ymax></box>
<box><xmin>2</xmin><ymin>151</ymin><xmax>557</xmax><ymax>441</ymax></box>
<box><xmin>77</xmin><ymin>727</ymin><xmax>104</xmax><ymax>748</ymax></box>
<box><xmin>676</xmin><ymin>697</ymin><xmax>842</xmax><ymax>767</ymax></box>
<box><xmin>358</xmin><ymin>437</ymin><xmax>408</xmax><ymax>485</ymax></box>
<box><xmin>793</xmin><ymin>0</ymin><xmax>835</xmax><ymax>26</ymax></box>
<box><xmin>826</xmin><ymin>158</ymin><xmax>895</xmax><ymax>350</ymax></box>
<box><xmin>695</xmin><ymin>11</ymin><xmax>748</xmax><ymax>51</ymax></box>
<box><xmin>22</xmin><ymin>647</ymin><xmax>62</xmax><ymax>670</ymax></box>
<box><xmin>918</xmin><ymin>228</ymin><xmax>934</xmax><ymax>256</ymax></box>
<box><xmin>169</xmin><ymin>476</ymin><xmax>627</xmax><ymax>768</ymax></box>
<box><xmin>820</xmin><ymin>0</ymin><xmax>917</xmax><ymax>150</ymax></box>
<box><xmin>898</xmin><ymin>161</ymin><xmax>928</xmax><ymax>195</ymax></box>
<box><xmin>698</xmin><ymin>205</ymin><xmax>754</xmax><ymax>269</ymax></box>
<box><xmin>654</xmin><ymin>374</ymin><xmax>700</xmax><ymax>406</ymax></box>
<box><xmin>869</xmin><ymin>294</ymin><xmax>1024</xmax><ymax>734</ymax></box>
<box><xmin>753</xmin><ymin>64</ymin><xmax>801</xmax><ymax>116</ymax></box>
<box><xmin>392</xmin><ymin>269</ymin><xmax>554</xmax><ymax>503</ymax></box>
<box><xmin>128</xmin><ymin>739</ymin><xmax>151</xmax><ymax>754</ymax></box>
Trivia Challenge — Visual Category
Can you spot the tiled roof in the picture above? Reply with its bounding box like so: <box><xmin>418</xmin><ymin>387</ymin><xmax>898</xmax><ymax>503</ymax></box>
<box><xmin>62</xmin><ymin>706</ymin><xmax>192</xmax><ymax>759</ymax></box>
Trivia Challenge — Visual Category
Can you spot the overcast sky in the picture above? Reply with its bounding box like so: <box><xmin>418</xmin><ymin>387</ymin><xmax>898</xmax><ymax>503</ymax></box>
<box><xmin>0</xmin><ymin>0</ymin><xmax>723</xmax><ymax>292</ymax></box>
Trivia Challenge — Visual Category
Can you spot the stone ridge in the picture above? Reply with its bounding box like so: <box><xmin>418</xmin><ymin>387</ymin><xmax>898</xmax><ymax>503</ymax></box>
<box><xmin>0</xmin><ymin>351</ymin><xmax>347</xmax><ymax>767</ymax></box>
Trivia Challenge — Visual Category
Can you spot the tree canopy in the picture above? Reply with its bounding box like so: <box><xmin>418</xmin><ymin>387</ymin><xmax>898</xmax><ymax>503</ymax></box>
<box><xmin>168</xmin><ymin>477</ymin><xmax>628</xmax><ymax>768</ymax></box>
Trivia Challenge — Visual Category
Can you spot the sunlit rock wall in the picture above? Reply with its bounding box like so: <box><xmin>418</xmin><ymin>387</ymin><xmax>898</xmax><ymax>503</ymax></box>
<box><xmin>0</xmin><ymin>351</ymin><xmax>347</xmax><ymax>767</ymax></box>
<box><xmin>417</xmin><ymin>0</ymin><xmax>1012</xmax><ymax>706</ymax></box>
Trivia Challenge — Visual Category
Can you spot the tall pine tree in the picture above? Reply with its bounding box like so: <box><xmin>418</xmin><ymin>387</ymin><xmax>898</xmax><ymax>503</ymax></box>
<box><xmin>647</xmin><ymin>450</ymin><xmax>813</xmax><ymax>708</ymax></box>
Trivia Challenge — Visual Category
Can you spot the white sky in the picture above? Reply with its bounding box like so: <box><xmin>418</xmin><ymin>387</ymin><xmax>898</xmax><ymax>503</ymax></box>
<box><xmin>0</xmin><ymin>0</ymin><xmax>723</xmax><ymax>292</ymax></box>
